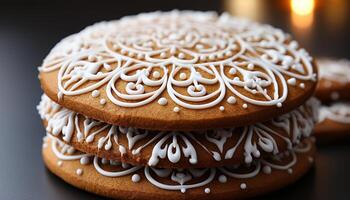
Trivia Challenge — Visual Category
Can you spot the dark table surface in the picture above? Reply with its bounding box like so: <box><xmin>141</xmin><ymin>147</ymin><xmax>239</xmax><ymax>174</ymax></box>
<box><xmin>0</xmin><ymin>0</ymin><xmax>349</xmax><ymax>199</ymax></box>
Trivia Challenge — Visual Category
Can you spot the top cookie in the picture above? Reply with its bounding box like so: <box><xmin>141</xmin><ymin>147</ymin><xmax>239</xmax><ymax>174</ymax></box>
<box><xmin>38</xmin><ymin>11</ymin><xmax>317</xmax><ymax>130</ymax></box>
<box><xmin>316</xmin><ymin>58</ymin><xmax>350</xmax><ymax>103</ymax></box>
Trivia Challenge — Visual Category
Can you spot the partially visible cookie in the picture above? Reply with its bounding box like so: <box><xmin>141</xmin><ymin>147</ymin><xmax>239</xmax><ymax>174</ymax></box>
<box><xmin>42</xmin><ymin>136</ymin><xmax>316</xmax><ymax>200</ymax></box>
<box><xmin>38</xmin><ymin>94</ymin><xmax>319</xmax><ymax>169</ymax></box>
<box><xmin>316</xmin><ymin>58</ymin><xmax>350</xmax><ymax>103</ymax></box>
<box><xmin>314</xmin><ymin>102</ymin><xmax>350</xmax><ymax>141</ymax></box>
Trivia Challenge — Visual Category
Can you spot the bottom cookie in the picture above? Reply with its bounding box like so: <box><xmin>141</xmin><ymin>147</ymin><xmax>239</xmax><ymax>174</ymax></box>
<box><xmin>42</xmin><ymin>135</ymin><xmax>316</xmax><ymax>200</ymax></box>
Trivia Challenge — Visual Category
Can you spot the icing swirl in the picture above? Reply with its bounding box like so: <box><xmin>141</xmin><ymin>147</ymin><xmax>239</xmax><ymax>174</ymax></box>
<box><xmin>39</xmin><ymin>10</ymin><xmax>316</xmax><ymax>110</ymax></box>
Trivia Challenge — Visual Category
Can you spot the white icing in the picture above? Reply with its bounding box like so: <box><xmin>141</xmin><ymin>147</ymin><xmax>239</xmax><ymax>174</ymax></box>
<box><xmin>227</xmin><ymin>96</ymin><xmax>236</xmax><ymax>104</ymax></box>
<box><xmin>76</xmin><ymin>168</ymin><xmax>83</xmax><ymax>176</ymax></box>
<box><xmin>131</xmin><ymin>174</ymin><xmax>141</xmax><ymax>183</ymax></box>
<box><xmin>319</xmin><ymin>102</ymin><xmax>350</xmax><ymax>124</ymax></box>
<box><xmin>318</xmin><ymin>58</ymin><xmax>350</xmax><ymax>84</ymax></box>
<box><xmin>100</xmin><ymin>98</ymin><xmax>106</xmax><ymax>105</ymax></box>
<box><xmin>173</xmin><ymin>107</ymin><xmax>180</xmax><ymax>113</ymax></box>
<box><xmin>287</xmin><ymin>78</ymin><xmax>296</xmax><ymax>86</ymax></box>
<box><xmin>47</xmin><ymin>136</ymin><xmax>313</xmax><ymax>194</ymax></box>
<box><xmin>38</xmin><ymin>94</ymin><xmax>319</xmax><ymax>167</ymax></box>
<box><xmin>92</xmin><ymin>90</ymin><xmax>100</xmax><ymax>98</ymax></box>
<box><xmin>158</xmin><ymin>97</ymin><xmax>167</xmax><ymax>106</ymax></box>
<box><xmin>39</xmin><ymin>11</ymin><xmax>316</xmax><ymax>110</ymax></box>
<box><xmin>219</xmin><ymin>106</ymin><xmax>225</xmax><ymax>111</ymax></box>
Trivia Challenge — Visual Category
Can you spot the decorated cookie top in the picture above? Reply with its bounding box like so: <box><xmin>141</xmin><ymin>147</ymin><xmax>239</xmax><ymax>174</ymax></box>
<box><xmin>39</xmin><ymin>10</ymin><xmax>317</xmax><ymax>130</ymax></box>
<box><xmin>316</xmin><ymin>58</ymin><xmax>350</xmax><ymax>102</ymax></box>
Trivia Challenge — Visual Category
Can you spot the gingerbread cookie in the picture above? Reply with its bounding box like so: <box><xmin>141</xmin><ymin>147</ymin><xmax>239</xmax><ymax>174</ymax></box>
<box><xmin>37</xmin><ymin>11</ymin><xmax>319</xmax><ymax>199</ymax></box>
<box><xmin>38</xmin><ymin>94</ymin><xmax>318</xmax><ymax>168</ymax></box>
<box><xmin>315</xmin><ymin>58</ymin><xmax>350</xmax><ymax>103</ymax></box>
<box><xmin>42</xmin><ymin>136</ymin><xmax>316</xmax><ymax>200</ymax></box>
<box><xmin>38</xmin><ymin>10</ymin><xmax>318</xmax><ymax>130</ymax></box>
<box><xmin>314</xmin><ymin>102</ymin><xmax>350</xmax><ymax>141</ymax></box>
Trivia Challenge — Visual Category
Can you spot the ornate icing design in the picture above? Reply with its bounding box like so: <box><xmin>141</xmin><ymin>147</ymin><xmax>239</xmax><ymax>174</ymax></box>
<box><xmin>318</xmin><ymin>58</ymin><xmax>350</xmax><ymax>84</ymax></box>
<box><xmin>319</xmin><ymin>103</ymin><xmax>350</xmax><ymax>124</ymax></box>
<box><xmin>38</xmin><ymin>94</ymin><xmax>319</xmax><ymax>167</ymax></box>
<box><xmin>39</xmin><ymin>11</ymin><xmax>316</xmax><ymax>110</ymax></box>
<box><xmin>45</xmin><ymin>135</ymin><xmax>314</xmax><ymax>194</ymax></box>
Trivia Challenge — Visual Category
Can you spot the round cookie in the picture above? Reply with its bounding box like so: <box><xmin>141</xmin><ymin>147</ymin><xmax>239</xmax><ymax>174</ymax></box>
<box><xmin>315</xmin><ymin>58</ymin><xmax>350</xmax><ymax>103</ymax></box>
<box><xmin>42</xmin><ymin>136</ymin><xmax>316</xmax><ymax>200</ymax></box>
<box><xmin>38</xmin><ymin>94</ymin><xmax>319</xmax><ymax>169</ymax></box>
<box><xmin>38</xmin><ymin>11</ymin><xmax>318</xmax><ymax>131</ymax></box>
<box><xmin>314</xmin><ymin>102</ymin><xmax>350</xmax><ymax>141</ymax></box>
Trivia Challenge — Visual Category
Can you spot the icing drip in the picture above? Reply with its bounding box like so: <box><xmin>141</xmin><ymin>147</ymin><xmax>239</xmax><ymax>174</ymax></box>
<box><xmin>39</xmin><ymin>10</ymin><xmax>316</xmax><ymax>110</ymax></box>
<box><xmin>46</xmin><ymin>136</ymin><xmax>313</xmax><ymax>194</ymax></box>
<box><xmin>38</xmin><ymin>94</ymin><xmax>319</xmax><ymax>167</ymax></box>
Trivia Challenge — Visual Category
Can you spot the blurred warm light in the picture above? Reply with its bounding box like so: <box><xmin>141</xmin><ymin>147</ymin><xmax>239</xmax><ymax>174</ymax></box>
<box><xmin>224</xmin><ymin>0</ymin><xmax>264</xmax><ymax>21</ymax></box>
<box><xmin>324</xmin><ymin>0</ymin><xmax>347</xmax><ymax>30</ymax></box>
<box><xmin>291</xmin><ymin>0</ymin><xmax>315</xmax><ymax>15</ymax></box>
<box><xmin>290</xmin><ymin>0</ymin><xmax>315</xmax><ymax>29</ymax></box>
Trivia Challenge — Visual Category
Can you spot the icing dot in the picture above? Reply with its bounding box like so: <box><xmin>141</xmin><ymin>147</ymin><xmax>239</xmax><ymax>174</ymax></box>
<box><xmin>204</xmin><ymin>188</ymin><xmax>211</xmax><ymax>194</ymax></box>
<box><xmin>263</xmin><ymin>166</ymin><xmax>272</xmax><ymax>174</ymax></box>
<box><xmin>287</xmin><ymin>78</ymin><xmax>296</xmax><ymax>86</ymax></box>
<box><xmin>331</xmin><ymin>92</ymin><xmax>339</xmax><ymax>100</ymax></box>
<box><xmin>173</xmin><ymin>107</ymin><xmax>180</xmax><ymax>113</ymax></box>
<box><xmin>121</xmin><ymin>49</ymin><xmax>127</xmax><ymax>54</ymax></box>
<box><xmin>229</xmin><ymin>68</ymin><xmax>236</xmax><ymax>74</ymax></box>
<box><xmin>179</xmin><ymin>73</ymin><xmax>187</xmax><ymax>80</ymax></box>
<box><xmin>240</xmin><ymin>183</ymin><xmax>247</xmax><ymax>190</ymax></box>
<box><xmin>76</xmin><ymin>168</ymin><xmax>83</xmax><ymax>176</ymax></box>
<box><xmin>225</xmin><ymin>51</ymin><xmax>233</xmax><ymax>57</ymax></box>
<box><xmin>218</xmin><ymin>175</ymin><xmax>227</xmax><ymax>183</ymax></box>
<box><xmin>299</xmin><ymin>83</ymin><xmax>305</xmax><ymax>89</ymax></box>
<box><xmin>287</xmin><ymin>168</ymin><xmax>293</xmax><ymax>174</ymax></box>
<box><xmin>247</xmin><ymin>63</ymin><xmax>254</xmax><ymax>70</ymax></box>
<box><xmin>101</xmin><ymin>158</ymin><xmax>108</xmax><ymax>165</ymax></box>
<box><xmin>277</xmin><ymin>102</ymin><xmax>282</xmax><ymax>108</ymax></box>
<box><xmin>80</xmin><ymin>156</ymin><xmax>90</xmax><ymax>165</ymax></box>
<box><xmin>137</xmin><ymin>53</ymin><xmax>144</xmax><ymax>59</ymax></box>
<box><xmin>200</xmin><ymin>55</ymin><xmax>206</xmax><ymax>61</ymax></box>
<box><xmin>57</xmin><ymin>160</ymin><xmax>63</xmax><ymax>167</ymax></box>
<box><xmin>91</xmin><ymin>90</ymin><xmax>100</xmax><ymax>98</ymax></box>
<box><xmin>112</xmin><ymin>44</ymin><xmax>119</xmax><ymax>50</ymax></box>
<box><xmin>153</xmin><ymin>71</ymin><xmax>161</xmax><ymax>79</ymax></box>
<box><xmin>227</xmin><ymin>96</ymin><xmax>236</xmax><ymax>104</ymax></box>
<box><xmin>100</xmin><ymin>98</ymin><xmax>106</xmax><ymax>105</ymax></box>
<box><xmin>242</xmin><ymin>103</ymin><xmax>248</xmax><ymax>109</ymax></box>
<box><xmin>308</xmin><ymin>157</ymin><xmax>314</xmax><ymax>163</ymax></box>
<box><xmin>88</xmin><ymin>55</ymin><xmax>96</xmax><ymax>62</ymax></box>
<box><xmin>178</xmin><ymin>53</ymin><xmax>185</xmax><ymax>59</ymax></box>
<box><xmin>158</xmin><ymin>97</ymin><xmax>167</xmax><ymax>106</ymax></box>
<box><xmin>181</xmin><ymin>188</ymin><xmax>186</xmax><ymax>193</ymax></box>
<box><xmin>209</xmin><ymin>54</ymin><xmax>215</xmax><ymax>60</ymax></box>
<box><xmin>160</xmin><ymin>52</ymin><xmax>166</xmax><ymax>58</ymax></box>
<box><xmin>103</xmin><ymin>63</ymin><xmax>112</xmax><ymax>71</ymax></box>
<box><xmin>219</xmin><ymin>106</ymin><xmax>225</xmax><ymax>111</ymax></box>
<box><xmin>131</xmin><ymin>174</ymin><xmax>141</xmax><ymax>183</ymax></box>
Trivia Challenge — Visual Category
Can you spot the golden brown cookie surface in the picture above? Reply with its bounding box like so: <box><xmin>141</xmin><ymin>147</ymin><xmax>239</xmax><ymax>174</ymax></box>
<box><xmin>42</xmin><ymin>136</ymin><xmax>316</xmax><ymax>200</ymax></box>
<box><xmin>38</xmin><ymin>11</ymin><xmax>317</xmax><ymax>130</ymax></box>
<box><xmin>38</xmin><ymin>94</ymin><xmax>319</xmax><ymax>168</ymax></box>
<box><xmin>315</xmin><ymin>58</ymin><xmax>350</xmax><ymax>103</ymax></box>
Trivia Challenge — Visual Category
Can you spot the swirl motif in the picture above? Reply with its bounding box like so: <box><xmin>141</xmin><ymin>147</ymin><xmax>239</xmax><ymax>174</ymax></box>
<box><xmin>38</xmin><ymin>94</ymin><xmax>319</xmax><ymax>167</ymax></box>
<box><xmin>39</xmin><ymin>11</ymin><xmax>316</xmax><ymax>109</ymax></box>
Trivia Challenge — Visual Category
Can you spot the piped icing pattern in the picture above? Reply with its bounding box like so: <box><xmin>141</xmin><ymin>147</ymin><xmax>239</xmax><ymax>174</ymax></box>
<box><xmin>44</xmin><ymin>135</ymin><xmax>315</xmax><ymax>194</ymax></box>
<box><xmin>39</xmin><ymin>10</ymin><xmax>316</xmax><ymax>110</ymax></box>
<box><xmin>319</xmin><ymin>103</ymin><xmax>350</xmax><ymax>124</ymax></box>
<box><xmin>38</xmin><ymin>94</ymin><xmax>319</xmax><ymax>167</ymax></box>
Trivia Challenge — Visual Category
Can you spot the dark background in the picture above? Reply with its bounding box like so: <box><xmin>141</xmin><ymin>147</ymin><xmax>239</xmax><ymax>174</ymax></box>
<box><xmin>0</xmin><ymin>0</ymin><xmax>349</xmax><ymax>199</ymax></box>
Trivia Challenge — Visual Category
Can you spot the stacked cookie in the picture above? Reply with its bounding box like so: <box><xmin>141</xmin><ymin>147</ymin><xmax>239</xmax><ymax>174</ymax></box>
<box><xmin>37</xmin><ymin>11</ymin><xmax>319</xmax><ymax>199</ymax></box>
<box><xmin>315</xmin><ymin>59</ymin><xmax>350</xmax><ymax>141</ymax></box>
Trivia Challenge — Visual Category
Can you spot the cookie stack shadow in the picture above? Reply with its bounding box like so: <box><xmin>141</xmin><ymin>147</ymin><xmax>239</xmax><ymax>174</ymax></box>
<box><xmin>37</xmin><ymin>11</ymin><xmax>320</xmax><ymax>199</ymax></box>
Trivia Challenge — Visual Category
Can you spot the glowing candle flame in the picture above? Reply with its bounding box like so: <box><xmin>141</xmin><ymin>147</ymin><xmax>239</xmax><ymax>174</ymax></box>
<box><xmin>291</xmin><ymin>0</ymin><xmax>315</xmax><ymax>16</ymax></box>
